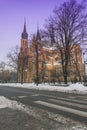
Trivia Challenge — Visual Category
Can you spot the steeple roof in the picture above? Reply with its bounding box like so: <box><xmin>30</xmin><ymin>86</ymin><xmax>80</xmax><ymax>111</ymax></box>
<box><xmin>21</xmin><ymin>19</ymin><xmax>28</xmax><ymax>39</ymax></box>
<box><xmin>36</xmin><ymin>25</ymin><xmax>41</xmax><ymax>41</ymax></box>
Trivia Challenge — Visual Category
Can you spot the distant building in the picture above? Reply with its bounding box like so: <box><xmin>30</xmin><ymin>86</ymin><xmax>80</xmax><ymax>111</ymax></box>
<box><xmin>18</xmin><ymin>21</ymin><xmax>85</xmax><ymax>83</ymax></box>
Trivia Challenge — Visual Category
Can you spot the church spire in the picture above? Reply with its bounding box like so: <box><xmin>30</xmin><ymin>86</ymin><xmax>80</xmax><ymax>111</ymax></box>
<box><xmin>21</xmin><ymin>19</ymin><xmax>28</xmax><ymax>39</ymax></box>
<box><xmin>36</xmin><ymin>25</ymin><xmax>41</xmax><ymax>41</ymax></box>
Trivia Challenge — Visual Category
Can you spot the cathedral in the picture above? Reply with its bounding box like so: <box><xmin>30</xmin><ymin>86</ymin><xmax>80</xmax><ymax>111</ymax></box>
<box><xmin>18</xmin><ymin>21</ymin><xmax>85</xmax><ymax>83</ymax></box>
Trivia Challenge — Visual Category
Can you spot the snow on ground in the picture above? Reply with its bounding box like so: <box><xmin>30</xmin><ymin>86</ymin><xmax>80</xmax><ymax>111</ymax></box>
<box><xmin>0</xmin><ymin>96</ymin><xmax>24</xmax><ymax>110</ymax></box>
<box><xmin>0</xmin><ymin>96</ymin><xmax>12</xmax><ymax>109</ymax></box>
<box><xmin>0</xmin><ymin>82</ymin><xmax>87</xmax><ymax>94</ymax></box>
<box><xmin>0</xmin><ymin>96</ymin><xmax>38</xmax><ymax>118</ymax></box>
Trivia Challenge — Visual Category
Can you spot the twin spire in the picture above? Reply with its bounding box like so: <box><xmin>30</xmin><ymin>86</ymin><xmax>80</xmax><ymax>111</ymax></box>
<box><xmin>21</xmin><ymin>19</ymin><xmax>41</xmax><ymax>41</ymax></box>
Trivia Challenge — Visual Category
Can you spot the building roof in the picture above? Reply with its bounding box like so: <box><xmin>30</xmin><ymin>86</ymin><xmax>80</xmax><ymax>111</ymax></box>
<box><xmin>21</xmin><ymin>20</ymin><xmax>28</xmax><ymax>39</ymax></box>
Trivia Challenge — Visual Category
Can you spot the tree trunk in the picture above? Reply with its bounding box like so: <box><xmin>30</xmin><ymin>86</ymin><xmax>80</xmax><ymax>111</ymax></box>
<box><xmin>35</xmin><ymin>42</ymin><xmax>39</xmax><ymax>86</ymax></box>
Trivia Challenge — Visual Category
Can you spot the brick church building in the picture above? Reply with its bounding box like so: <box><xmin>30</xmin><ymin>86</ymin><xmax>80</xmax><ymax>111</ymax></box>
<box><xmin>18</xmin><ymin>21</ymin><xmax>85</xmax><ymax>83</ymax></box>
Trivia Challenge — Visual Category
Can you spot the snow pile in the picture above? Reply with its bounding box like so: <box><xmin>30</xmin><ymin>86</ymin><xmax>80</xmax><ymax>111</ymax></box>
<box><xmin>0</xmin><ymin>83</ymin><xmax>87</xmax><ymax>94</ymax></box>
<box><xmin>0</xmin><ymin>96</ymin><xmax>12</xmax><ymax>109</ymax></box>
<box><xmin>0</xmin><ymin>96</ymin><xmax>35</xmax><ymax>116</ymax></box>
<box><xmin>0</xmin><ymin>96</ymin><xmax>24</xmax><ymax>109</ymax></box>
<box><xmin>0</xmin><ymin>96</ymin><xmax>44</xmax><ymax>118</ymax></box>
<box><xmin>0</xmin><ymin>96</ymin><xmax>31</xmax><ymax>113</ymax></box>
<box><xmin>69</xmin><ymin>83</ymin><xmax>87</xmax><ymax>91</ymax></box>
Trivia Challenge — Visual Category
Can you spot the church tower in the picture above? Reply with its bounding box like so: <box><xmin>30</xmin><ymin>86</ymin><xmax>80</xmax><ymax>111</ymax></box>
<box><xmin>21</xmin><ymin>19</ymin><xmax>28</xmax><ymax>52</ymax></box>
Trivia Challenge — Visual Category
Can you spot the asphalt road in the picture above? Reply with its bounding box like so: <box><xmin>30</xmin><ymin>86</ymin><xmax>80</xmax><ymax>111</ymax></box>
<box><xmin>0</xmin><ymin>85</ymin><xmax>87</xmax><ymax>123</ymax></box>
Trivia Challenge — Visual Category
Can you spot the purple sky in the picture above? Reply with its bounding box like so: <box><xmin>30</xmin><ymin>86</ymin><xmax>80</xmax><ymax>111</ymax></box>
<box><xmin>0</xmin><ymin>0</ymin><xmax>82</xmax><ymax>62</ymax></box>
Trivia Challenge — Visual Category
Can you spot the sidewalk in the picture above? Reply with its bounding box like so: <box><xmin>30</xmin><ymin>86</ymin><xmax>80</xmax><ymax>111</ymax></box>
<box><xmin>0</xmin><ymin>107</ymin><xmax>87</xmax><ymax>130</ymax></box>
<box><xmin>0</xmin><ymin>108</ymin><xmax>43</xmax><ymax>130</ymax></box>
<box><xmin>0</xmin><ymin>107</ymin><xmax>64</xmax><ymax>130</ymax></box>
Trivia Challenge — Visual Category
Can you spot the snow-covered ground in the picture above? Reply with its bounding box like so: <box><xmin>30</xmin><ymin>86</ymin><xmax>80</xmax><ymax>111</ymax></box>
<box><xmin>0</xmin><ymin>96</ymin><xmax>20</xmax><ymax>109</ymax></box>
<box><xmin>0</xmin><ymin>95</ymin><xmax>40</xmax><ymax>118</ymax></box>
<box><xmin>0</xmin><ymin>82</ymin><xmax>87</xmax><ymax>94</ymax></box>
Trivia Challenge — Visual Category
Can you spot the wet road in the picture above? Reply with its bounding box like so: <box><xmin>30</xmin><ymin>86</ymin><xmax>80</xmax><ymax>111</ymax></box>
<box><xmin>0</xmin><ymin>85</ymin><xmax>87</xmax><ymax>123</ymax></box>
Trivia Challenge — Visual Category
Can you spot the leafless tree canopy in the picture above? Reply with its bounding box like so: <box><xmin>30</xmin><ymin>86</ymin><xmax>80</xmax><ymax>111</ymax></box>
<box><xmin>42</xmin><ymin>0</ymin><xmax>87</xmax><ymax>83</ymax></box>
<box><xmin>0</xmin><ymin>62</ymin><xmax>5</xmax><ymax>72</ymax></box>
<box><xmin>54</xmin><ymin>0</ymin><xmax>87</xmax><ymax>45</ymax></box>
<box><xmin>7</xmin><ymin>45</ymin><xmax>20</xmax><ymax>72</ymax></box>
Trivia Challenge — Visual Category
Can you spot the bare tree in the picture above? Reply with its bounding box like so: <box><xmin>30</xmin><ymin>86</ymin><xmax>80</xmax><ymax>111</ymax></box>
<box><xmin>42</xmin><ymin>0</ymin><xmax>87</xmax><ymax>84</ymax></box>
<box><xmin>41</xmin><ymin>21</ymin><xmax>55</xmax><ymax>46</ymax></box>
<box><xmin>7</xmin><ymin>45</ymin><xmax>20</xmax><ymax>82</ymax></box>
<box><xmin>33</xmin><ymin>36</ymin><xmax>39</xmax><ymax>85</ymax></box>
<box><xmin>0</xmin><ymin>62</ymin><xmax>11</xmax><ymax>82</ymax></box>
<box><xmin>0</xmin><ymin>61</ymin><xmax>5</xmax><ymax>72</ymax></box>
<box><xmin>32</xmin><ymin>28</ymin><xmax>43</xmax><ymax>85</ymax></box>
<box><xmin>0</xmin><ymin>70</ymin><xmax>11</xmax><ymax>83</ymax></box>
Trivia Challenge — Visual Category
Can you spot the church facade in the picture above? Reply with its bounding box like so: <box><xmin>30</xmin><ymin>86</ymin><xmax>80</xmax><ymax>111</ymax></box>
<box><xmin>18</xmin><ymin>22</ymin><xmax>85</xmax><ymax>83</ymax></box>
